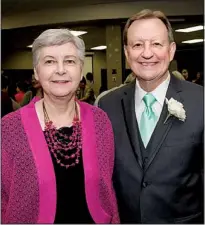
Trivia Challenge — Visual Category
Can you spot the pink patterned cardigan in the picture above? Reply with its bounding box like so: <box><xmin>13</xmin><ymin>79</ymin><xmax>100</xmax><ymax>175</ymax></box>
<box><xmin>1</xmin><ymin>98</ymin><xmax>120</xmax><ymax>224</ymax></box>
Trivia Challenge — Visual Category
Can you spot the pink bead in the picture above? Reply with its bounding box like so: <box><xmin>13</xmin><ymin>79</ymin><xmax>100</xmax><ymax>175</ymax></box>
<box><xmin>44</xmin><ymin>112</ymin><xmax>82</xmax><ymax>169</ymax></box>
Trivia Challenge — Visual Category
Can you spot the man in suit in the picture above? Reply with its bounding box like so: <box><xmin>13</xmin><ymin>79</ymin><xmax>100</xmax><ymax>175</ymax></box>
<box><xmin>98</xmin><ymin>9</ymin><xmax>203</xmax><ymax>223</ymax></box>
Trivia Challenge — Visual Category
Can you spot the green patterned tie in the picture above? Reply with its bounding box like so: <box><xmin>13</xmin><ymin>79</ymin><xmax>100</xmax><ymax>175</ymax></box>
<box><xmin>139</xmin><ymin>93</ymin><xmax>157</xmax><ymax>147</ymax></box>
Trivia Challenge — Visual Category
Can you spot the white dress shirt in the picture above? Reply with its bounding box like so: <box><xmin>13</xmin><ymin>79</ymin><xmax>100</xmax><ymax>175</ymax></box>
<box><xmin>135</xmin><ymin>73</ymin><xmax>170</xmax><ymax>142</ymax></box>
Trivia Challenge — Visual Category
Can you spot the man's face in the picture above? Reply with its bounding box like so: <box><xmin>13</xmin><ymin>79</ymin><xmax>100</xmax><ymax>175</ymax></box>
<box><xmin>182</xmin><ymin>70</ymin><xmax>188</xmax><ymax>80</ymax></box>
<box><xmin>124</xmin><ymin>18</ymin><xmax>176</xmax><ymax>84</ymax></box>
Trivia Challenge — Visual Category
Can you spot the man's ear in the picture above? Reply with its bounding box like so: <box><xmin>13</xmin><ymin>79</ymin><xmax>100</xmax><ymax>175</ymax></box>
<box><xmin>169</xmin><ymin>42</ymin><xmax>176</xmax><ymax>62</ymax></box>
<box><xmin>124</xmin><ymin>45</ymin><xmax>128</xmax><ymax>61</ymax></box>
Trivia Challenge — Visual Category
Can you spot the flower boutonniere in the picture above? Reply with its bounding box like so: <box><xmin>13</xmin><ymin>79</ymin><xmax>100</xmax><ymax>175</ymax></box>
<box><xmin>164</xmin><ymin>98</ymin><xmax>186</xmax><ymax>124</ymax></box>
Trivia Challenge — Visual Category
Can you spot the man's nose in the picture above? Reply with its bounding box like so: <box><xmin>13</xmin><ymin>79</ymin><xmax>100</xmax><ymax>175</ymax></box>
<box><xmin>141</xmin><ymin>44</ymin><xmax>154</xmax><ymax>59</ymax></box>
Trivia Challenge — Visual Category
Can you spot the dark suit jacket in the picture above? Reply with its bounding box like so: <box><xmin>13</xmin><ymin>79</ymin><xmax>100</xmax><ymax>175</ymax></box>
<box><xmin>99</xmin><ymin>75</ymin><xmax>204</xmax><ymax>224</ymax></box>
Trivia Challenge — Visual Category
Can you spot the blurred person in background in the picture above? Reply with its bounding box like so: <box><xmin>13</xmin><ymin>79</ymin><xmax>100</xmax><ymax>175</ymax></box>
<box><xmin>76</xmin><ymin>76</ymin><xmax>86</xmax><ymax>99</ymax></box>
<box><xmin>192</xmin><ymin>71</ymin><xmax>203</xmax><ymax>86</ymax></box>
<box><xmin>2</xmin><ymin>28</ymin><xmax>119</xmax><ymax>224</ymax></box>
<box><xmin>1</xmin><ymin>75</ymin><xmax>13</xmax><ymax>117</ymax></box>
<box><xmin>1</xmin><ymin>71</ymin><xmax>21</xmax><ymax>112</ymax></box>
<box><xmin>181</xmin><ymin>68</ymin><xmax>189</xmax><ymax>80</ymax></box>
<box><xmin>20</xmin><ymin>75</ymin><xmax>43</xmax><ymax>106</ymax></box>
<box><xmin>15</xmin><ymin>81</ymin><xmax>26</xmax><ymax>103</ymax></box>
<box><xmin>79</xmin><ymin>72</ymin><xmax>96</xmax><ymax>105</ymax></box>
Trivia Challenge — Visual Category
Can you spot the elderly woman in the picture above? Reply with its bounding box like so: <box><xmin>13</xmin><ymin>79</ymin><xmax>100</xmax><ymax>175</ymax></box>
<box><xmin>2</xmin><ymin>29</ymin><xmax>119</xmax><ymax>224</ymax></box>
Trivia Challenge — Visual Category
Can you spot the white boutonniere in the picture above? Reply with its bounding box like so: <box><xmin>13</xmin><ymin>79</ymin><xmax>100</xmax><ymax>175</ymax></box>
<box><xmin>164</xmin><ymin>98</ymin><xmax>186</xmax><ymax>124</ymax></box>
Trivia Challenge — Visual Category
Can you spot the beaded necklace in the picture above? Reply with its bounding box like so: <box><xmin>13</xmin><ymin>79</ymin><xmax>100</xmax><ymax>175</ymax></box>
<box><xmin>43</xmin><ymin>101</ymin><xmax>82</xmax><ymax>169</ymax></box>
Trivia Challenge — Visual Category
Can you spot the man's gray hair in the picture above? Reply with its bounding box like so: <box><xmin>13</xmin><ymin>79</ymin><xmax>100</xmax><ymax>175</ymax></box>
<box><xmin>32</xmin><ymin>29</ymin><xmax>85</xmax><ymax>68</ymax></box>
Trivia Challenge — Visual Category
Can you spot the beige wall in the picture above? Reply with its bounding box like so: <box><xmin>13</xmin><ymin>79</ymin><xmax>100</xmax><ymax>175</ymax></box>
<box><xmin>93</xmin><ymin>51</ymin><xmax>106</xmax><ymax>95</ymax></box>
<box><xmin>2</xmin><ymin>50</ymin><xmax>33</xmax><ymax>69</ymax></box>
<box><xmin>106</xmin><ymin>25</ymin><xmax>122</xmax><ymax>89</ymax></box>
<box><xmin>2</xmin><ymin>49</ymin><xmax>106</xmax><ymax>95</ymax></box>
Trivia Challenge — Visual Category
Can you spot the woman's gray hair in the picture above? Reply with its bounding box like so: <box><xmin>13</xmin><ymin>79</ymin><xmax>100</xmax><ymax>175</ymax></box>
<box><xmin>32</xmin><ymin>29</ymin><xmax>85</xmax><ymax>68</ymax></box>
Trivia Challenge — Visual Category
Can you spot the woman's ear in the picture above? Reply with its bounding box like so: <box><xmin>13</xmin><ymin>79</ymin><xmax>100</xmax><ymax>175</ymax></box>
<box><xmin>34</xmin><ymin>68</ymin><xmax>39</xmax><ymax>81</ymax></box>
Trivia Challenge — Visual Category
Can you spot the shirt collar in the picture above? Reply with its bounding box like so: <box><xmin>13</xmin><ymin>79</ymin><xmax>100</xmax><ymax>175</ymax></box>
<box><xmin>135</xmin><ymin>72</ymin><xmax>170</xmax><ymax>106</ymax></box>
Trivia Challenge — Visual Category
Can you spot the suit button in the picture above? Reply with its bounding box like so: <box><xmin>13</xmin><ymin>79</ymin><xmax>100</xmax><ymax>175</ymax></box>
<box><xmin>143</xmin><ymin>157</ymin><xmax>148</xmax><ymax>167</ymax></box>
<box><xmin>144</xmin><ymin>157</ymin><xmax>148</xmax><ymax>163</ymax></box>
<box><xmin>142</xmin><ymin>181</ymin><xmax>149</xmax><ymax>188</ymax></box>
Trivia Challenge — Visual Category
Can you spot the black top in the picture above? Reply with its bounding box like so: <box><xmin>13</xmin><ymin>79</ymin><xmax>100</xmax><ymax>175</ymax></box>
<box><xmin>44</xmin><ymin>126</ymin><xmax>94</xmax><ymax>224</ymax></box>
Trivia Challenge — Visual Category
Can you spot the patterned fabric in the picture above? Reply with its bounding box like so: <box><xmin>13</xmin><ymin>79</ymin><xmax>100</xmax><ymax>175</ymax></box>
<box><xmin>2</xmin><ymin>112</ymin><xmax>39</xmax><ymax>223</ymax></box>
<box><xmin>1</xmin><ymin>102</ymin><xmax>119</xmax><ymax>223</ymax></box>
<box><xmin>92</xmin><ymin>107</ymin><xmax>119</xmax><ymax>223</ymax></box>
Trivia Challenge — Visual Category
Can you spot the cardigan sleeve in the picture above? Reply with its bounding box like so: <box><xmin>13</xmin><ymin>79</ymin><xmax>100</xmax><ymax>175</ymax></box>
<box><xmin>1</xmin><ymin>110</ymin><xmax>40</xmax><ymax>224</ymax></box>
<box><xmin>1</xmin><ymin>115</ymin><xmax>15</xmax><ymax>223</ymax></box>
<box><xmin>2</xmin><ymin>150</ymin><xmax>14</xmax><ymax>223</ymax></box>
<box><xmin>92</xmin><ymin>107</ymin><xmax>120</xmax><ymax>223</ymax></box>
<box><xmin>103</xmin><ymin>113</ymin><xmax>120</xmax><ymax>224</ymax></box>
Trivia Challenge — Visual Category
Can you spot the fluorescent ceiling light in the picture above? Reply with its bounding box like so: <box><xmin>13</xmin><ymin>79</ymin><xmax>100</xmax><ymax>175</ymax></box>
<box><xmin>91</xmin><ymin>45</ymin><xmax>107</xmax><ymax>50</ymax></box>
<box><xmin>175</xmin><ymin>25</ymin><xmax>204</xmax><ymax>33</ymax></box>
<box><xmin>27</xmin><ymin>30</ymin><xmax>87</xmax><ymax>48</ymax></box>
<box><xmin>70</xmin><ymin>30</ymin><xmax>87</xmax><ymax>36</ymax></box>
<box><xmin>182</xmin><ymin>39</ymin><xmax>204</xmax><ymax>44</ymax></box>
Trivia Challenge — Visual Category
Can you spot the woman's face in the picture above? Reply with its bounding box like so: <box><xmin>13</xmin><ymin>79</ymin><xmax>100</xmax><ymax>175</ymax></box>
<box><xmin>34</xmin><ymin>42</ymin><xmax>83</xmax><ymax>98</ymax></box>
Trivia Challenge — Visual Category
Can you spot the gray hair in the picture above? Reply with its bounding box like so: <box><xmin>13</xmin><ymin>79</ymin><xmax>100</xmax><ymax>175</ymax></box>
<box><xmin>32</xmin><ymin>29</ymin><xmax>85</xmax><ymax>68</ymax></box>
<box><xmin>123</xmin><ymin>9</ymin><xmax>174</xmax><ymax>45</ymax></box>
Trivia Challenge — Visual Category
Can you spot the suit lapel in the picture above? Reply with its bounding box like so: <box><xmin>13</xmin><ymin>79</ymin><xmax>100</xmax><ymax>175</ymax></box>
<box><xmin>121</xmin><ymin>81</ymin><xmax>143</xmax><ymax>168</ymax></box>
<box><xmin>144</xmin><ymin>75</ymin><xmax>183</xmax><ymax>172</ymax></box>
